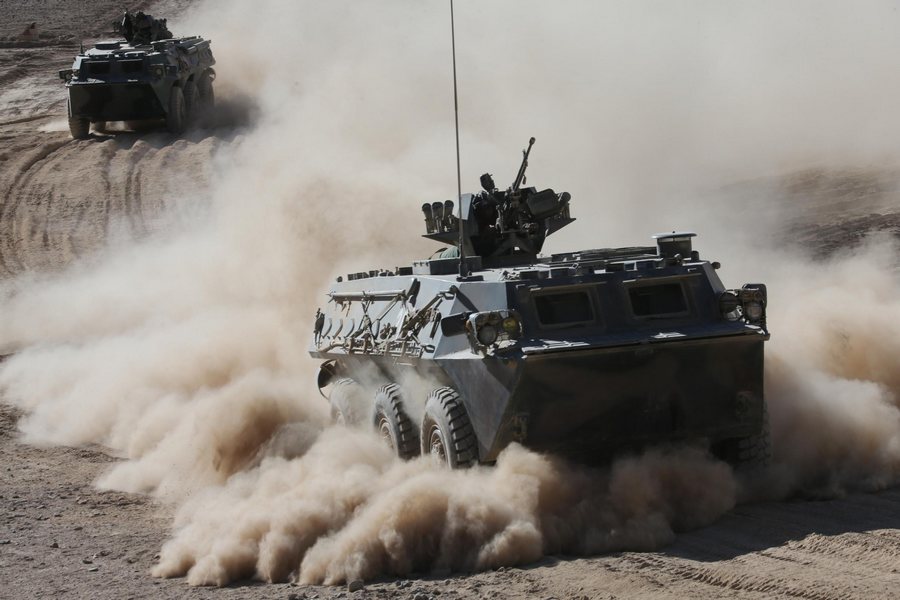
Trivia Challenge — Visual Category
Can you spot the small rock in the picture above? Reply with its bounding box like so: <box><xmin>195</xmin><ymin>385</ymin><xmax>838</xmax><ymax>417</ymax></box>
<box><xmin>348</xmin><ymin>580</ymin><xmax>364</xmax><ymax>593</ymax></box>
<box><xmin>88</xmin><ymin>566</ymin><xmax>99</xmax><ymax>572</ymax></box>
<box><xmin>99</xmin><ymin>550</ymin><xmax>110</xmax><ymax>557</ymax></box>
<box><xmin>413</xmin><ymin>594</ymin><xmax>429</xmax><ymax>600</ymax></box>
<box><xmin>82</xmin><ymin>558</ymin><xmax>93</xmax><ymax>564</ymax></box>
<box><xmin>287</xmin><ymin>594</ymin><xmax>304</xmax><ymax>600</ymax></box>
<box><xmin>0</xmin><ymin>540</ymin><xmax>10</xmax><ymax>545</ymax></box>
<box><xmin>73</xmin><ymin>526</ymin><xmax>83</xmax><ymax>531</ymax></box>
<box><xmin>50</xmin><ymin>542</ymin><xmax>58</xmax><ymax>549</ymax></box>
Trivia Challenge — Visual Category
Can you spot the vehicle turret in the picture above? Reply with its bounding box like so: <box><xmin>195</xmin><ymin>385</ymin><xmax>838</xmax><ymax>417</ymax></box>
<box><xmin>422</xmin><ymin>138</ymin><xmax>574</xmax><ymax>269</ymax></box>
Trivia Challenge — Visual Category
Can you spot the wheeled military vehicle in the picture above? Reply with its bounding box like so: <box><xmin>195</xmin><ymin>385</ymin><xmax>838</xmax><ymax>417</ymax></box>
<box><xmin>59</xmin><ymin>11</ymin><xmax>215</xmax><ymax>139</ymax></box>
<box><xmin>310</xmin><ymin>138</ymin><xmax>771</xmax><ymax>469</ymax></box>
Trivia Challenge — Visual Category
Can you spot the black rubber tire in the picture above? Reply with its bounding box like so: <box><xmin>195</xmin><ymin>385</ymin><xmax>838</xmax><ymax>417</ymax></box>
<box><xmin>720</xmin><ymin>402</ymin><xmax>772</xmax><ymax>471</ymax></box>
<box><xmin>166</xmin><ymin>85</ymin><xmax>186</xmax><ymax>134</ymax></box>
<box><xmin>329</xmin><ymin>378</ymin><xmax>365</xmax><ymax>426</ymax></box>
<box><xmin>373</xmin><ymin>384</ymin><xmax>419</xmax><ymax>460</ymax></box>
<box><xmin>197</xmin><ymin>70</ymin><xmax>215</xmax><ymax>123</ymax></box>
<box><xmin>421</xmin><ymin>387</ymin><xmax>477</xmax><ymax>468</ymax></box>
<box><xmin>183</xmin><ymin>80</ymin><xmax>199</xmax><ymax>124</ymax></box>
<box><xmin>66</xmin><ymin>99</ymin><xmax>89</xmax><ymax>140</ymax></box>
<box><xmin>68</xmin><ymin>117</ymin><xmax>89</xmax><ymax>139</ymax></box>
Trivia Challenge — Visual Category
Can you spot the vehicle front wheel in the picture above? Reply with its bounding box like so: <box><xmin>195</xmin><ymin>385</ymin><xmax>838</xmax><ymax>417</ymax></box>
<box><xmin>716</xmin><ymin>402</ymin><xmax>772</xmax><ymax>471</ymax></box>
<box><xmin>68</xmin><ymin>116</ymin><xmax>89</xmax><ymax>139</ymax></box>
<box><xmin>166</xmin><ymin>85</ymin><xmax>186</xmax><ymax>134</ymax></box>
<box><xmin>421</xmin><ymin>387</ymin><xmax>477</xmax><ymax>468</ymax></box>
<box><xmin>374</xmin><ymin>384</ymin><xmax>419</xmax><ymax>460</ymax></box>
<box><xmin>329</xmin><ymin>378</ymin><xmax>367</xmax><ymax>427</ymax></box>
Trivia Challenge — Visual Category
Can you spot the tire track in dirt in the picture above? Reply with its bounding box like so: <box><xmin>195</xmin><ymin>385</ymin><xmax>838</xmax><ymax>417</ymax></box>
<box><xmin>121</xmin><ymin>139</ymin><xmax>154</xmax><ymax>237</ymax></box>
<box><xmin>0</xmin><ymin>138</ymin><xmax>68</xmax><ymax>274</ymax></box>
<box><xmin>0</xmin><ymin>127</ymin><xmax>227</xmax><ymax>276</ymax></box>
<box><xmin>601</xmin><ymin>490</ymin><xmax>900</xmax><ymax>600</ymax></box>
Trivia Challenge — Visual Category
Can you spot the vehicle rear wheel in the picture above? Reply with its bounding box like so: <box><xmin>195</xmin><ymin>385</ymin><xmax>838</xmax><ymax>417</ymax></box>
<box><xmin>421</xmin><ymin>387</ymin><xmax>477</xmax><ymax>468</ymax></box>
<box><xmin>329</xmin><ymin>378</ymin><xmax>366</xmax><ymax>426</ymax></box>
<box><xmin>166</xmin><ymin>85</ymin><xmax>186</xmax><ymax>134</ymax></box>
<box><xmin>183</xmin><ymin>80</ymin><xmax>199</xmax><ymax>125</ymax></box>
<box><xmin>373</xmin><ymin>384</ymin><xmax>419</xmax><ymax>460</ymax></box>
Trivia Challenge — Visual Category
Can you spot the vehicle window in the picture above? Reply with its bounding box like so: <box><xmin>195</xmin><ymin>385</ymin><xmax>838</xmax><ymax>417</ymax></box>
<box><xmin>120</xmin><ymin>60</ymin><xmax>143</xmax><ymax>74</ymax></box>
<box><xmin>86</xmin><ymin>62</ymin><xmax>110</xmax><ymax>75</ymax></box>
<box><xmin>629</xmin><ymin>283</ymin><xmax>687</xmax><ymax>317</ymax></box>
<box><xmin>534</xmin><ymin>291</ymin><xmax>593</xmax><ymax>325</ymax></box>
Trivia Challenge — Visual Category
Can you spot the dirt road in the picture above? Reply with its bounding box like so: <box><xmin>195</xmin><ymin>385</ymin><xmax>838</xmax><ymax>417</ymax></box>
<box><xmin>4</xmin><ymin>400</ymin><xmax>900</xmax><ymax>600</ymax></box>
<box><xmin>2</xmin><ymin>1</ymin><xmax>900</xmax><ymax>599</ymax></box>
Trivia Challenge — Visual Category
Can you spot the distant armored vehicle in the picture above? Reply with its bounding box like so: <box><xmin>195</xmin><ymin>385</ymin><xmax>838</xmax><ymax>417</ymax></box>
<box><xmin>310</xmin><ymin>139</ymin><xmax>771</xmax><ymax>469</ymax></box>
<box><xmin>59</xmin><ymin>11</ymin><xmax>215</xmax><ymax>139</ymax></box>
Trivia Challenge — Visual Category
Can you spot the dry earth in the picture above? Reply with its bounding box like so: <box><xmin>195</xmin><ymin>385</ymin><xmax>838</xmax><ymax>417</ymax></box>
<box><xmin>2</xmin><ymin>1</ymin><xmax>900</xmax><ymax>600</ymax></box>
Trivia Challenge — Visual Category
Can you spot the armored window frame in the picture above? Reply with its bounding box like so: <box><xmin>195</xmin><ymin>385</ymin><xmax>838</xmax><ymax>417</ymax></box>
<box><xmin>119</xmin><ymin>59</ymin><xmax>144</xmax><ymax>74</ymax></box>
<box><xmin>530</xmin><ymin>285</ymin><xmax>599</xmax><ymax>329</ymax></box>
<box><xmin>84</xmin><ymin>61</ymin><xmax>111</xmax><ymax>76</ymax></box>
<box><xmin>625</xmin><ymin>278</ymin><xmax>691</xmax><ymax>319</ymax></box>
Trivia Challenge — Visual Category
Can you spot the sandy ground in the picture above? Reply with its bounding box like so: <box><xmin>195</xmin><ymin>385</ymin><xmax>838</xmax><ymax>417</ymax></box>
<box><xmin>2</xmin><ymin>1</ymin><xmax>900</xmax><ymax>599</ymax></box>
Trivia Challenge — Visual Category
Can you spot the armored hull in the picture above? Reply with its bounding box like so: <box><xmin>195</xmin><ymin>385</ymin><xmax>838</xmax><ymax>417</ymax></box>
<box><xmin>311</xmin><ymin>140</ymin><xmax>771</xmax><ymax>468</ymax></box>
<box><xmin>60</xmin><ymin>17</ymin><xmax>215</xmax><ymax>138</ymax></box>
<box><xmin>311</xmin><ymin>241</ymin><xmax>769</xmax><ymax>467</ymax></box>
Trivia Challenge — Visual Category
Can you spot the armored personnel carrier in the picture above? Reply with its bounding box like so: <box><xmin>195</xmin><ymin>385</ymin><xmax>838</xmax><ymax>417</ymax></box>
<box><xmin>59</xmin><ymin>11</ymin><xmax>215</xmax><ymax>139</ymax></box>
<box><xmin>310</xmin><ymin>138</ymin><xmax>771</xmax><ymax>469</ymax></box>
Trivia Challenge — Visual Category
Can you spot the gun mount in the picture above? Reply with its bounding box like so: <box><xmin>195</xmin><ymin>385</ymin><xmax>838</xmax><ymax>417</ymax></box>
<box><xmin>421</xmin><ymin>137</ymin><xmax>574</xmax><ymax>269</ymax></box>
<box><xmin>116</xmin><ymin>11</ymin><xmax>173</xmax><ymax>46</ymax></box>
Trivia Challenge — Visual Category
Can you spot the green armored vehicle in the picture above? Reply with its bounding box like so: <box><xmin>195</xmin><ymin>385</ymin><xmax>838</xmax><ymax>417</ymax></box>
<box><xmin>310</xmin><ymin>139</ymin><xmax>771</xmax><ymax>470</ymax></box>
<box><xmin>59</xmin><ymin>11</ymin><xmax>215</xmax><ymax>139</ymax></box>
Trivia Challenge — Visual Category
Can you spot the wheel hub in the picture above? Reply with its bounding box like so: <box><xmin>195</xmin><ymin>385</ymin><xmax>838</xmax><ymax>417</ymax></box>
<box><xmin>428</xmin><ymin>427</ymin><xmax>447</xmax><ymax>465</ymax></box>
<box><xmin>378</xmin><ymin>417</ymin><xmax>395</xmax><ymax>450</ymax></box>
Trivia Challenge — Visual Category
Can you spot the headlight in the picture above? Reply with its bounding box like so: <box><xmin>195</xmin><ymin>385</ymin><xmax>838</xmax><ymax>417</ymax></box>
<box><xmin>476</xmin><ymin>323</ymin><xmax>498</xmax><ymax>346</ymax></box>
<box><xmin>467</xmin><ymin>310</ymin><xmax>522</xmax><ymax>350</ymax></box>
<box><xmin>744</xmin><ymin>301</ymin><xmax>764</xmax><ymax>322</ymax></box>
<box><xmin>502</xmin><ymin>316</ymin><xmax>520</xmax><ymax>334</ymax></box>
<box><xmin>724</xmin><ymin>284</ymin><xmax>768</xmax><ymax>328</ymax></box>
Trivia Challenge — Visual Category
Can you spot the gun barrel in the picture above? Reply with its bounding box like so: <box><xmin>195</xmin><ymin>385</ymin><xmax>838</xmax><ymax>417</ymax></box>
<box><xmin>513</xmin><ymin>137</ymin><xmax>536</xmax><ymax>191</ymax></box>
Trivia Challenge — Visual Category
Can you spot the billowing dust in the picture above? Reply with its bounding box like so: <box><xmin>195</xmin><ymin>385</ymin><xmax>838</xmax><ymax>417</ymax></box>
<box><xmin>2</xmin><ymin>0</ymin><xmax>900</xmax><ymax>587</ymax></box>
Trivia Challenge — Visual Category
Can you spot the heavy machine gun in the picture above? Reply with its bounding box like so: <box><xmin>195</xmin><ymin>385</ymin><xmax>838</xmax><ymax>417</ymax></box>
<box><xmin>422</xmin><ymin>137</ymin><xmax>574</xmax><ymax>268</ymax></box>
<box><xmin>115</xmin><ymin>11</ymin><xmax>173</xmax><ymax>46</ymax></box>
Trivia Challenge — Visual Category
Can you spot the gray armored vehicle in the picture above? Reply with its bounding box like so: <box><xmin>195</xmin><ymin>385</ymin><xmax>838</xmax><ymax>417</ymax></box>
<box><xmin>310</xmin><ymin>139</ymin><xmax>771</xmax><ymax>469</ymax></box>
<box><xmin>59</xmin><ymin>11</ymin><xmax>215</xmax><ymax>139</ymax></box>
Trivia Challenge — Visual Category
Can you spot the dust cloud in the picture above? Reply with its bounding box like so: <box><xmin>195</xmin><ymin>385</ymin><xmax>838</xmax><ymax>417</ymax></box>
<box><xmin>152</xmin><ymin>434</ymin><xmax>734</xmax><ymax>585</ymax></box>
<box><xmin>1</xmin><ymin>0</ymin><xmax>900</xmax><ymax>587</ymax></box>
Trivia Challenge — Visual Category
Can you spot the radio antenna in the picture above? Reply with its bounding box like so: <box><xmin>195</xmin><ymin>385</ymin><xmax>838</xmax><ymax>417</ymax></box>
<box><xmin>450</xmin><ymin>0</ymin><xmax>467</xmax><ymax>278</ymax></box>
